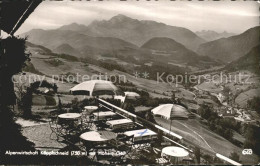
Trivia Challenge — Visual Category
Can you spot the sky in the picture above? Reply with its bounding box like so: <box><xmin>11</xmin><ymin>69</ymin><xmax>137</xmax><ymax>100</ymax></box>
<box><xmin>14</xmin><ymin>0</ymin><xmax>260</xmax><ymax>35</ymax></box>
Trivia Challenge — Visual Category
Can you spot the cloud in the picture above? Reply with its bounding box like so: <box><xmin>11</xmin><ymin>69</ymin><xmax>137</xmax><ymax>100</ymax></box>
<box><xmin>16</xmin><ymin>1</ymin><xmax>259</xmax><ymax>35</ymax></box>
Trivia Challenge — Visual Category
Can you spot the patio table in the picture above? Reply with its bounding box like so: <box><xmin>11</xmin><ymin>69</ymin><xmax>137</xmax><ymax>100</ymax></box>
<box><xmin>84</xmin><ymin>106</ymin><xmax>98</xmax><ymax>113</ymax></box>
<box><xmin>80</xmin><ymin>130</ymin><xmax>117</xmax><ymax>142</ymax></box>
<box><xmin>58</xmin><ymin>113</ymin><xmax>81</xmax><ymax>127</ymax></box>
<box><xmin>57</xmin><ymin>113</ymin><xmax>82</xmax><ymax>141</ymax></box>
<box><xmin>58</xmin><ymin>113</ymin><xmax>81</xmax><ymax>119</ymax></box>
<box><xmin>161</xmin><ymin>146</ymin><xmax>190</xmax><ymax>164</ymax></box>
<box><xmin>82</xmin><ymin>106</ymin><xmax>99</xmax><ymax>120</ymax></box>
<box><xmin>80</xmin><ymin>130</ymin><xmax>117</xmax><ymax>158</ymax></box>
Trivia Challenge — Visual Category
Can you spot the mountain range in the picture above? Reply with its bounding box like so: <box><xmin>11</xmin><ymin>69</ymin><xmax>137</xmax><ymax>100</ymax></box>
<box><xmin>58</xmin><ymin>14</ymin><xmax>205</xmax><ymax>51</ymax></box>
<box><xmin>53</xmin><ymin>43</ymin><xmax>81</xmax><ymax>56</ymax></box>
<box><xmin>141</xmin><ymin>37</ymin><xmax>188</xmax><ymax>51</ymax></box>
<box><xmin>196</xmin><ymin>30</ymin><xmax>236</xmax><ymax>41</ymax></box>
<box><xmin>22</xmin><ymin>14</ymin><xmax>259</xmax><ymax>71</ymax></box>
<box><xmin>22</xmin><ymin>14</ymin><xmax>216</xmax><ymax>69</ymax></box>
<box><xmin>197</xmin><ymin>26</ymin><xmax>260</xmax><ymax>62</ymax></box>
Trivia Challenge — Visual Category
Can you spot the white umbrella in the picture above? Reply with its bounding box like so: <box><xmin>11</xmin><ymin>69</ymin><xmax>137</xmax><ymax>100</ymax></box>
<box><xmin>70</xmin><ymin>80</ymin><xmax>123</xmax><ymax>121</ymax></box>
<box><xmin>151</xmin><ymin>104</ymin><xmax>188</xmax><ymax>131</ymax></box>
<box><xmin>151</xmin><ymin>104</ymin><xmax>188</xmax><ymax>120</ymax></box>
<box><xmin>124</xmin><ymin>91</ymin><xmax>140</xmax><ymax>100</ymax></box>
<box><xmin>70</xmin><ymin>80</ymin><xmax>123</xmax><ymax>97</ymax></box>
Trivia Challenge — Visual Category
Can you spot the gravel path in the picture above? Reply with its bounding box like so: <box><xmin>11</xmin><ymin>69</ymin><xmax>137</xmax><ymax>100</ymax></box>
<box><xmin>22</xmin><ymin>124</ymin><xmax>66</xmax><ymax>150</ymax></box>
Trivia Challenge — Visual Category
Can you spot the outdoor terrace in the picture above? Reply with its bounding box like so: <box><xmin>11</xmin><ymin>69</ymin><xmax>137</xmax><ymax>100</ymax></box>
<box><xmin>43</xmin><ymin>98</ymin><xmax>242</xmax><ymax>165</ymax></box>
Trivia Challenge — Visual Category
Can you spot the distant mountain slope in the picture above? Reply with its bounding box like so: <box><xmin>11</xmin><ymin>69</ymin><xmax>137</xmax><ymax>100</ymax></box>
<box><xmin>59</xmin><ymin>14</ymin><xmax>205</xmax><ymax>51</ymax></box>
<box><xmin>141</xmin><ymin>37</ymin><xmax>187</xmax><ymax>51</ymax></box>
<box><xmin>141</xmin><ymin>37</ymin><xmax>218</xmax><ymax>67</ymax></box>
<box><xmin>22</xmin><ymin>29</ymin><xmax>138</xmax><ymax>57</ymax></box>
<box><xmin>197</xmin><ymin>26</ymin><xmax>260</xmax><ymax>62</ymax></box>
<box><xmin>59</xmin><ymin>23</ymin><xmax>88</xmax><ymax>32</ymax></box>
<box><xmin>53</xmin><ymin>43</ymin><xmax>81</xmax><ymax>56</ymax></box>
<box><xmin>26</xmin><ymin>41</ymin><xmax>52</xmax><ymax>54</ymax></box>
<box><xmin>196</xmin><ymin>30</ymin><xmax>236</xmax><ymax>41</ymax></box>
<box><xmin>224</xmin><ymin>45</ymin><xmax>260</xmax><ymax>74</ymax></box>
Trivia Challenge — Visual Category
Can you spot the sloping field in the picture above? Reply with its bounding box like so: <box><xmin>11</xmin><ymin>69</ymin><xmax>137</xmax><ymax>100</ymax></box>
<box><xmin>196</xmin><ymin>82</ymin><xmax>222</xmax><ymax>93</ymax></box>
<box><xmin>24</xmin><ymin>44</ymin><xmax>203</xmax><ymax>103</ymax></box>
<box><xmin>155</xmin><ymin>117</ymin><xmax>258</xmax><ymax>164</ymax></box>
<box><xmin>235</xmin><ymin>88</ymin><xmax>260</xmax><ymax>107</ymax></box>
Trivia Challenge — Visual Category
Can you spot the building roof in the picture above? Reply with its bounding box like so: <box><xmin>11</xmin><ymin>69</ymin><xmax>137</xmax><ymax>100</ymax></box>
<box><xmin>124</xmin><ymin>129</ymin><xmax>157</xmax><ymax>137</ymax></box>
<box><xmin>93</xmin><ymin>111</ymin><xmax>116</xmax><ymax>117</ymax></box>
<box><xmin>106</xmin><ymin>118</ymin><xmax>133</xmax><ymax>126</ymax></box>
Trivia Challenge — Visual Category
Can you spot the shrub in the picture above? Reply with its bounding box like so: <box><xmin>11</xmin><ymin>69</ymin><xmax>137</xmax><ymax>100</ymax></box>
<box><xmin>0</xmin><ymin>36</ymin><xmax>35</xmax><ymax>157</ymax></box>
<box><xmin>45</xmin><ymin>96</ymin><xmax>56</xmax><ymax>106</ymax></box>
